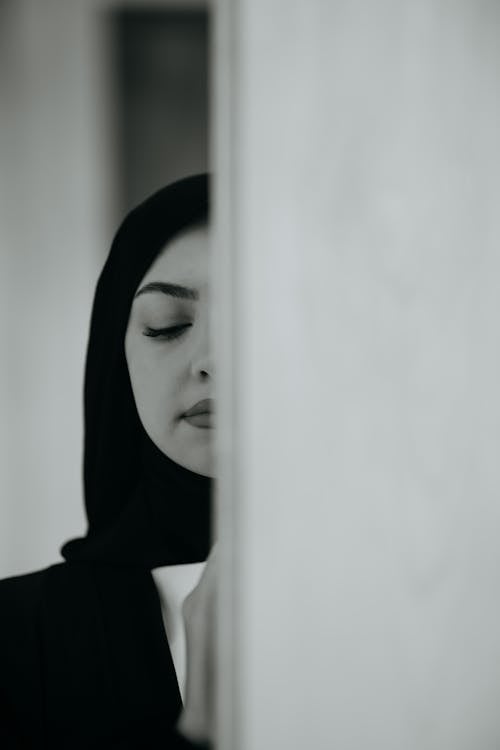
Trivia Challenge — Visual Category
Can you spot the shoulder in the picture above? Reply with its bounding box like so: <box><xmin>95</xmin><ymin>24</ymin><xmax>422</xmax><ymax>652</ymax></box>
<box><xmin>0</xmin><ymin>561</ymin><xmax>103</xmax><ymax>625</ymax></box>
<box><xmin>0</xmin><ymin>564</ymin><xmax>69</xmax><ymax>745</ymax></box>
<box><xmin>0</xmin><ymin>560</ymin><xmax>96</xmax><ymax>660</ymax></box>
<box><xmin>0</xmin><ymin>565</ymin><xmax>50</xmax><ymax>597</ymax></box>
<box><xmin>0</xmin><ymin>563</ymin><xmax>64</xmax><ymax>617</ymax></box>
<box><xmin>0</xmin><ymin>562</ymin><xmax>98</xmax><ymax>645</ymax></box>
<box><xmin>0</xmin><ymin>565</ymin><xmax>72</xmax><ymax>662</ymax></box>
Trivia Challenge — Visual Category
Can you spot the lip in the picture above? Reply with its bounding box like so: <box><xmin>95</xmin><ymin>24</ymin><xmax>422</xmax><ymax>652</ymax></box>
<box><xmin>183</xmin><ymin>413</ymin><xmax>213</xmax><ymax>429</ymax></box>
<box><xmin>183</xmin><ymin>398</ymin><xmax>214</xmax><ymax>418</ymax></box>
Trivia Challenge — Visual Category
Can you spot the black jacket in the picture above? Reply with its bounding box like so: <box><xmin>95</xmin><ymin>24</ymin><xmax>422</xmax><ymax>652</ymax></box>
<box><xmin>0</xmin><ymin>562</ymin><xmax>208</xmax><ymax>749</ymax></box>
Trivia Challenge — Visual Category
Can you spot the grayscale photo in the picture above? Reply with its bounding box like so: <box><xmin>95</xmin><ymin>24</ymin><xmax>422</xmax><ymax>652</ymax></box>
<box><xmin>1</xmin><ymin>2</ymin><xmax>500</xmax><ymax>749</ymax></box>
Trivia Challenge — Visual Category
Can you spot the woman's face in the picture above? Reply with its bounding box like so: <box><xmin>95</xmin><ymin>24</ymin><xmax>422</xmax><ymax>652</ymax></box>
<box><xmin>125</xmin><ymin>223</ymin><xmax>214</xmax><ymax>477</ymax></box>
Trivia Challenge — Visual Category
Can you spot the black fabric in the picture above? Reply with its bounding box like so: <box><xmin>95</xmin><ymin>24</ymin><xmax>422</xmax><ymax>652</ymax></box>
<box><xmin>0</xmin><ymin>565</ymin><xmax>210</xmax><ymax>749</ymax></box>
<box><xmin>0</xmin><ymin>175</ymin><xmax>213</xmax><ymax>748</ymax></box>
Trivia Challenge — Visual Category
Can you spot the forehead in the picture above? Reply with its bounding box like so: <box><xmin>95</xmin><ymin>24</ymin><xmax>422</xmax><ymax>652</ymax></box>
<box><xmin>141</xmin><ymin>224</ymin><xmax>210</xmax><ymax>285</ymax></box>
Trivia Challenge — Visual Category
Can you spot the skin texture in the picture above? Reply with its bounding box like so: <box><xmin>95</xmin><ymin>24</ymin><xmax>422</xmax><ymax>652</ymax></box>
<box><xmin>125</xmin><ymin>224</ymin><xmax>214</xmax><ymax>478</ymax></box>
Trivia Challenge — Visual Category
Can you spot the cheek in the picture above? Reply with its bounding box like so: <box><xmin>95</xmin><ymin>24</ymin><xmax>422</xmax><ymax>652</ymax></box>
<box><xmin>128</xmin><ymin>345</ymin><xmax>181</xmax><ymax>435</ymax></box>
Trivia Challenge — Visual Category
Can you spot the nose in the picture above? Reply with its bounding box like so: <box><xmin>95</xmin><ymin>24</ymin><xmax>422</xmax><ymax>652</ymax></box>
<box><xmin>189</xmin><ymin>318</ymin><xmax>213</xmax><ymax>380</ymax></box>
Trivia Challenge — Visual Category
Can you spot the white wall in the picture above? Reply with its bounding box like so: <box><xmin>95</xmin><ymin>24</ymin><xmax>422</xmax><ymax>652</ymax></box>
<box><xmin>0</xmin><ymin>0</ymin><xmax>115</xmax><ymax>577</ymax></box>
<box><xmin>215</xmin><ymin>2</ymin><xmax>500</xmax><ymax>748</ymax></box>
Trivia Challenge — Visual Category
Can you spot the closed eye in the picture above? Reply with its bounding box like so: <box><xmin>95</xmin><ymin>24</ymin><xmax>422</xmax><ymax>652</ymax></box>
<box><xmin>143</xmin><ymin>324</ymin><xmax>192</xmax><ymax>341</ymax></box>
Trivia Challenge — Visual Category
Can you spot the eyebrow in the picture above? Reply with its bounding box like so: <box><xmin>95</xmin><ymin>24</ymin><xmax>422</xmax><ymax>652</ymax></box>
<box><xmin>134</xmin><ymin>281</ymin><xmax>199</xmax><ymax>301</ymax></box>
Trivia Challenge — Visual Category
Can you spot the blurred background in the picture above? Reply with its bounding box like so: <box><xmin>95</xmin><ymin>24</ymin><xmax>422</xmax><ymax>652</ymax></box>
<box><xmin>0</xmin><ymin>0</ymin><xmax>209</xmax><ymax>578</ymax></box>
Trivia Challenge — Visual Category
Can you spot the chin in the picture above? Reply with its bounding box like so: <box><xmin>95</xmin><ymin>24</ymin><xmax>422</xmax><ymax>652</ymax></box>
<box><xmin>165</xmin><ymin>449</ymin><xmax>214</xmax><ymax>479</ymax></box>
<box><xmin>186</xmin><ymin>453</ymin><xmax>215</xmax><ymax>479</ymax></box>
<box><xmin>186</xmin><ymin>460</ymin><xmax>214</xmax><ymax>479</ymax></box>
<box><xmin>195</xmin><ymin>468</ymin><xmax>214</xmax><ymax>479</ymax></box>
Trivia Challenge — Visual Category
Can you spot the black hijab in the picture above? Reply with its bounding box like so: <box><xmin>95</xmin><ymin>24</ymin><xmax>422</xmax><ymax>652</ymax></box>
<box><xmin>62</xmin><ymin>173</ymin><xmax>212</xmax><ymax>568</ymax></box>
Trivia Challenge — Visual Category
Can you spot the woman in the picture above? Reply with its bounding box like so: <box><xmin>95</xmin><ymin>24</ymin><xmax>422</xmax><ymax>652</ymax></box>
<box><xmin>0</xmin><ymin>174</ymin><xmax>215</xmax><ymax>748</ymax></box>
